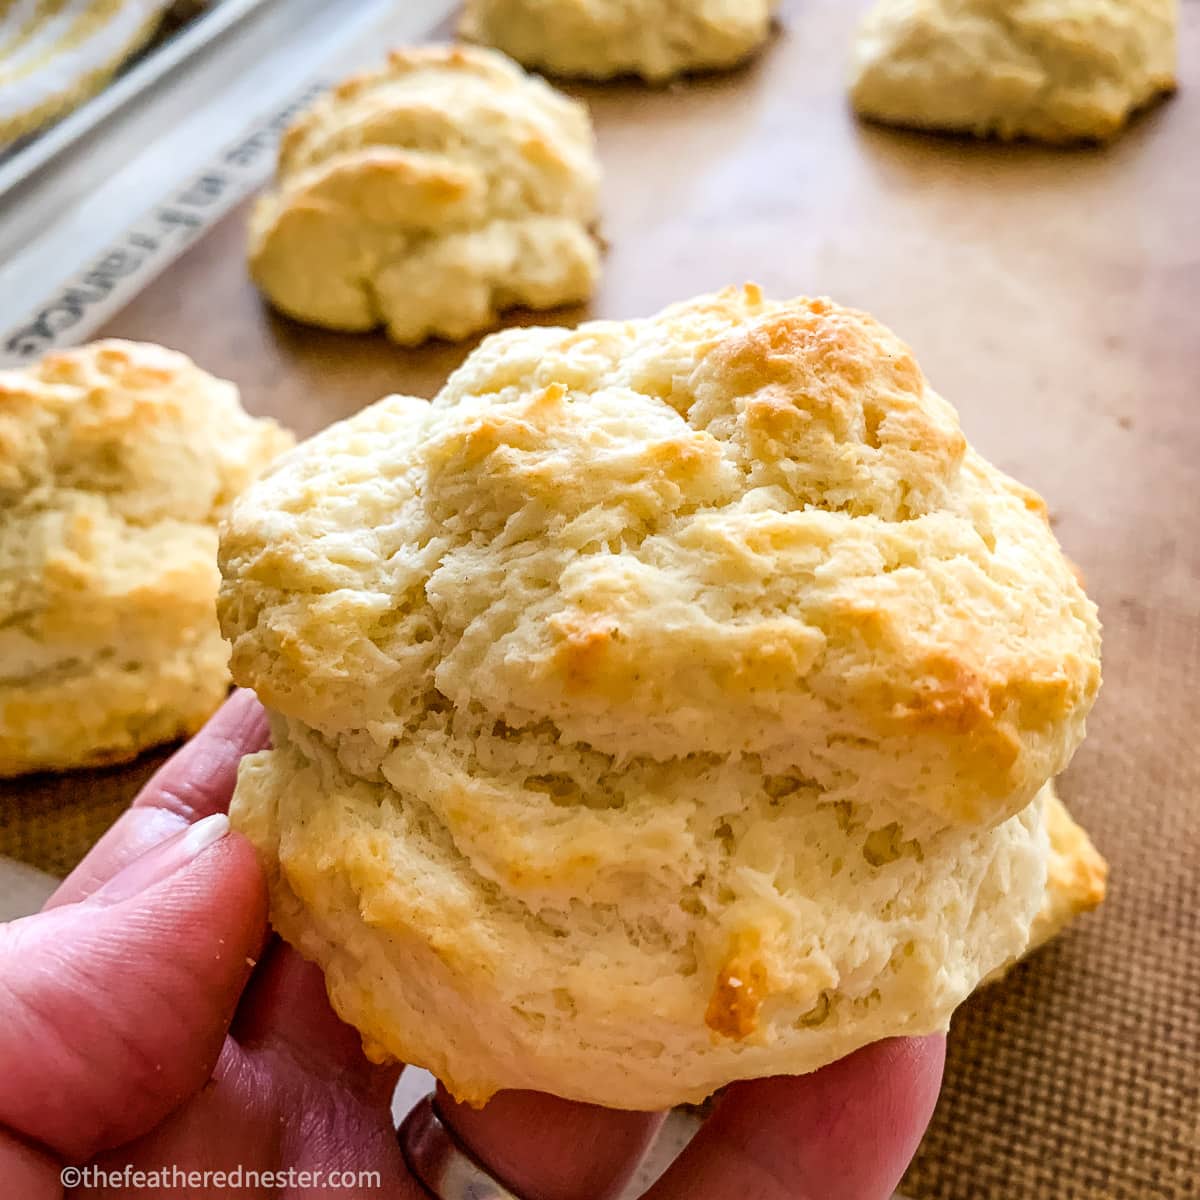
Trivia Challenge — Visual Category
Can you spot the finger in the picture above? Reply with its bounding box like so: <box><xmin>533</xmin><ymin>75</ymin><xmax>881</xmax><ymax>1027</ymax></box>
<box><xmin>437</xmin><ymin>1085</ymin><xmax>665</xmax><ymax>1200</ymax></box>
<box><xmin>47</xmin><ymin>690</ymin><xmax>269</xmax><ymax>908</ymax></box>
<box><xmin>0</xmin><ymin>820</ymin><xmax>267</xmax><ymax>1162</ymax></box>
<box><xmin>644</xmin><ymin>1036</ymin><xmax>946</xmax><ymax>1200</ymax></box>
<box><xmin>0</xmin><ymin>1130</ymin><xmax>58</xmax><ymax>1200</ymax></box>
<box><xmin>85</xmin><ymin>951</ymin><xmax>418</xmax><ymax>1200</ymax></box>
<box><xmin>232</xmin><ymin>942</ymin><xmax>403</xmax><ymax>1109</ymax></box>
<box><xmin>84</xmin><ymin>1037</ymin><xmax>422</xmax><ymax>1200</ymax></box>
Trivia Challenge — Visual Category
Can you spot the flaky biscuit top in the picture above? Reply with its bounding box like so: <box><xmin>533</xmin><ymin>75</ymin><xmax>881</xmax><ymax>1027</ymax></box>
<box><xmin>251</xmin><ymin>44</ymin><xmax>598</xmax><ymax>260</ymax></box>
<box><xmin>0</xmin><ymin>340</ymin><xmax>289</xmax><ymax>522</ymax></box>
<box><xmin>852</xmin><ymin>0</ymin><xmax>1177</xmax><ymax>143</ymax></box>
<box><xmin>459</xmin><ymin>0</ymin><xmax>780</xmax><ymax>83</ymax></box>
<box><xmin>220</xmin><ymin>287</ymin><xmax>1099</xmax><ymax>834</ymax></box>
<box><xmin>0</xmin><ymin>340</ymin><xmax>293</xmax><ymax>774</ymax></box>
<box><xmin>276</xmin><ymin>46</ymin><xmax>596</xmax><ymax>202</ymax></box>
<box><xmin>0</xmin><ymin>340</ymin><xmax>293</xmax><ymax>664</ymax></box>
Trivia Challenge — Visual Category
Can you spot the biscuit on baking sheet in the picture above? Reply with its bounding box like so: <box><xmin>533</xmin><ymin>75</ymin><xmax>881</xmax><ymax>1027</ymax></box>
<box><xmin>984</xmin><ymin>782</ymin><xmax>1107</xmax><ymax>982</ymax></box>
<box><xmin>248</xmin><ymin>45</ymin><xmax>601</xmax><ymax>346</ymax></box>
<box><xmin>1027</xmin><ymin>781</ymin><xmax>1107</xmax><ymax>952</ymax></box>
<box><xmin>220</xmin><ymin>286</ymin><xmax>1101</xmax><ymax>1108</ymax></box>
<box><xmin>0</xmin><ymin>341</ymin><xmax>292</xmax><ymax>777</ymax></box>
<box><xmin>460</xmin><ymin>0</ymin><xmax>780</xmax><ymax>82</ymax></box>
<box><xmin>851</xmin><ymin>0</ymin><xmax>1178</xmax><ymax>143</ymax></box>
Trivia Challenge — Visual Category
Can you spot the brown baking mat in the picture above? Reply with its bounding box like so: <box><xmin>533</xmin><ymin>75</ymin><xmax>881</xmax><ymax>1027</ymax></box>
<box><xmin>0</xmin><ymin>751</ymin><xmax>167</xmax><ymax>877</ymax></box>
<box><xmin>907</xmin><ymin>607</ymin><xmax>1200</xmax><ymax>1199</ymax></box>
<box><xmin>2</xmin><ymin>1</ymin><xmax>1198</xmax><ymax>1195</ymax></box>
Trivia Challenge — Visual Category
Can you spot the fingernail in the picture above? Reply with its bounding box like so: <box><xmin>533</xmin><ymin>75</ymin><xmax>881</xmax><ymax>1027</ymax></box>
<box><xmin>88</xmin><ymin>814</ymin><xmax>230</xmax><ymax>905</ymax></box>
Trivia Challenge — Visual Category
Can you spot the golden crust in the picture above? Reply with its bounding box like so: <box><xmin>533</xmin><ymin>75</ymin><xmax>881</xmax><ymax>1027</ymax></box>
<box><xmin>220</xmin><ymin>287</ymin><xmax>1100</xmax><ymax>1107</ymax></box>
<box><xmin>0</xmin><ymin>341</ymin><xmax>292</xmax><ymax>776</ymax></box>
<box><xmin>705</xmin><ymin>931</ymin><xmax>770</xmax><ymax>1040</ymax></box>
<box><xmin>459</xmin><ymin>0</ymin><xmax>780</xmax><ymax>82</ymax></box>
<box><xmin>851</xmin><ymin>0</ymin><xmax>1178</xmax><ymax>144</ymax></box>
<box><xmin>248</xmin><ymin>44</ymin><xmax>601</xmax><ymax>345</ymax></box>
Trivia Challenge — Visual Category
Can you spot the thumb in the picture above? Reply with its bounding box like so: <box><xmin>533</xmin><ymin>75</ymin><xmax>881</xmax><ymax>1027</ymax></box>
<box><xmin>645</xmin><ymin>1036</ymin><xmax>946</xmax><ymax>1200</ymax></box>
<box><xmin>0</xmin><ymin>816</ymin><xmax>267</xmax><ymax>1162</ymax></box>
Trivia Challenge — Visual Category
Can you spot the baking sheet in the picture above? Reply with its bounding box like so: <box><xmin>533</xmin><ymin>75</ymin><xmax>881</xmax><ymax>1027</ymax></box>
<box><xmin>0</xmin><ymin>2</ymin><xmax>1196</xmax><ymax>1195</ymax></box>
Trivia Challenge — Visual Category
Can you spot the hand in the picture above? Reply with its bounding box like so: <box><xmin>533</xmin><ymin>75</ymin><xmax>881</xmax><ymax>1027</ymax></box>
<box><xmin>0</xmin><ymin>692</ymin><xmax>944</xmax><ymax>1200</ymax></box>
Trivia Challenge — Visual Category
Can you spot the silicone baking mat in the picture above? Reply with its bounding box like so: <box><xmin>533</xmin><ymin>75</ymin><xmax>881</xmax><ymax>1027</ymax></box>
<box><xmin>1</xmin><ymin>2</ymin><xmax>1196</xmax><ymax>1195</ymax></box>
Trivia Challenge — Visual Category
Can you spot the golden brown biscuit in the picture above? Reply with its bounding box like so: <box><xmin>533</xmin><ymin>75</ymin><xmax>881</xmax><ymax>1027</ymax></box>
<box><xmin>460</xmin><ymin>0</ymin><xmax>780</xmax><ymax>82</ymax></box>
<box><xmin>0</xmin><ymin>341</ymin><xmax>292</xmax><ymax>776</ymax></box>
<box><xmin>249</xmin><ymin>45</ymin><xmax>601</xmax><ymax>345</ymax></box>
<box><xmin>851</xmin><ymin>0</ymin><xmax>1177</xmax><ymax>143</ymax></box>
<box><xmin>220</xmin><ymin>286</ymin><xmax>1101</xmax><ymax>1107</ymax></box>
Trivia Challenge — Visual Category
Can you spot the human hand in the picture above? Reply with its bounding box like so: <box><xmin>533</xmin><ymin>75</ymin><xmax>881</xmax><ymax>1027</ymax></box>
<box><xmin>0</xmin><ymin>691</ymin><xmax>944</xmax><ymax>1199</ymax></box>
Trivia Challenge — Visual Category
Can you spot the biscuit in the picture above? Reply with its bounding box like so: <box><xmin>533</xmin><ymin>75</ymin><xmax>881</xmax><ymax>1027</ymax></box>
<box><xmin>0</xmin><ymin>341</ymin><xmax>292</xmax><ymax>777</ymax></box>
<box><xmin>249</xmin><ymin>45</ymin><xmax>601</xmax><ymax>345</ymax></box>
<box><xmin>221</xmin><ymin>286</ymin><xmax>1101</xmax><ymax>1108</ymax></box>
<box><xmin>983</xmin><ymin>782</ymin><xmax>1107</xmax><ymax>983</ymax></box>
<box><xmin>851</xmin><ymin>0</ymin><xmax>1177</xmax><ymax>143</ymax></box>
<box><xmin>1027</xmin><ymin>782</ymin><xmax>1107</xmax><ymax>953</ymax></box>
<box><xmin>460</xmin><ymin>0</ymin><xmax>780</xmax><ymax>82</ymax></box>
